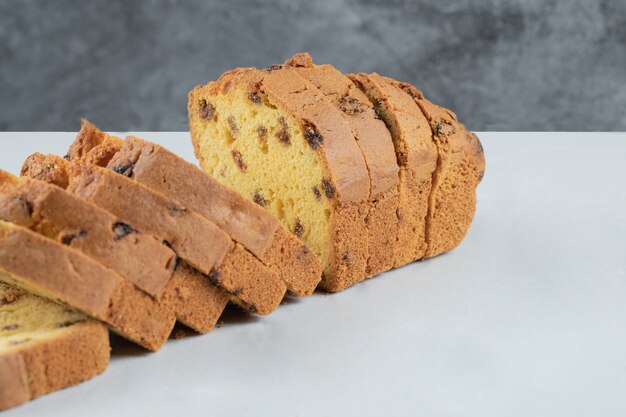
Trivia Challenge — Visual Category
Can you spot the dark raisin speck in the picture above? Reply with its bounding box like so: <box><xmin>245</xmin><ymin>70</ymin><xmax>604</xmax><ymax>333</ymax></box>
<box><xmin>303</xmin><ymin>125</ymin><xmax>323</xmax><ymax>150</ymax></box>
<box><xmin>231</xmin><ymin>150</ymin><xmax>247</xmax><ymax>172</ymax></box>
<box><xmin>207</xmin><ymin>269</ymin><xmax>221</xmax><ymax>285</ymax></box>
<box><xmin>112</xmin><ymin>163</ymin><xmax>134</xmax><ymax>177</ymax></box>
<box><xmin>199</xmin><ymin>99</ymin><xmax>216</xmax><ymax>121</ymax></box>
<box><xmin>61</xmin><ymin>230</ymin><xmax>87</xmax><ymax>246</ymax></box>
<box><xmin>312</xmin><ymin>186</ymin><xmax>322</xmax><ymax>201</ymax></box>
<box><xmin>338</xmin><ymin>95</ymin><xmax>366</xmax><ymax>115</ymax></box>
<box><xmin>248</xmin><ymin>91</ymin><xmax>262</xmax><ymax>104</ymax></box>
<box><xmin>276</xmin><ymin>116</ymin><xmax>291</xmax><ymax>145</ymax></box>
<box><xmin>112</xmin><ymin>222</ymin><xmax>135</xmax><ymax>241</ymax></box>
<box><xmin>2</xmin><ymin>324</ymin><xmax>19</xmax><ymax>331</ymax></box>
<box><xmin>293</xmin><ymin>218</ymin><xmax>304</xmax><ymax>237</ymax></box>
<box><xmin>257</xmin><ymin>125</ymin><xmax>268</xmax><ymax>142</ymax></box>
<box><xmin>322</xmin><ymin>178</ymin><xmax>335</xmax><ymax>199</ymax></box>
<box><xmin>0</xmin><ymin>293</ymin><xmax>20</xmax><ymax>306</ymax></box>
<box><xmin>63</xmin><ymin>154</ymin><xmax>72</xmax><ymax>161</ymax></box>
<box><xmin>253</xmin><ymin>190</ymin><xmax>266</xmax><ymax>207</ymax></box>
<box><xmin>10</xmin><ymin>339</ymin><xmax>31</xmax><ymax>346</ymax></box>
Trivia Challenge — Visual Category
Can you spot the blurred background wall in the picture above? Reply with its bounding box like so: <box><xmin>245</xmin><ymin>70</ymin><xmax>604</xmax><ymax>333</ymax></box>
<box><xmin>0</xmin><ymin>0</ymin><xmax>624</xmax><ymax>131</ymax></box>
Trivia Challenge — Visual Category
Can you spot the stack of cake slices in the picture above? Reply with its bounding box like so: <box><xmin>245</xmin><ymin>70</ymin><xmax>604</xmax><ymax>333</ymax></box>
<box><xmin>0</xmin><ymin>52</ymin><xmax>483</xmax><ymax>410</ymax></box>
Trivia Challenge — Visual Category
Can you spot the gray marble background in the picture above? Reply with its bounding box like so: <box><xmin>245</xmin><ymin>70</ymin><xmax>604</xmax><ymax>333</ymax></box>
<box><xmin>0</xmin><ymin>0</ymin><xmax>624</xmax><ymax>131</ymax></box>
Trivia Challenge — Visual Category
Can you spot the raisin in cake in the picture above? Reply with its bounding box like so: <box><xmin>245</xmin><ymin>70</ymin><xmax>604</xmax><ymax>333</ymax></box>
<box><xmin>0</xmin><ymin>170</ymin><xmax>229</xmax><ymax>333</ymax></box>
<box><xmin>0</xmin><ymin>220</ymin><xmax>176</xmax><ymax>350</ymax></box>
<box><xmin>189</xmin><ymin>62</ymin><xmax>372</xmax><ymax>292</ymax></box>
<box><xmin>0</xmin><ymin>283</ymin><xmax>109</xmax><ymax>410</ymax></box>
<box><xmin>65</xmin><ymin>120</ymin><xmax>323</xmax><ymax>296</ymax></box>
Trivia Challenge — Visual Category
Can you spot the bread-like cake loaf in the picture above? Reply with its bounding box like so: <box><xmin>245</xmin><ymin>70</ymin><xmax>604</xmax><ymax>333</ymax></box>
<box><xmin>0</xmin><ymin>221</ymin><xmax>175</xmax><ymax>350</ymax></box>
<box><xmin>283</xmin><ymin>53</ymin><xmax>400</xmax><ymax>277</ymax></box>
<box><xmin>383</xmin><ymin>78</ymin><xmax>486</xmax><ymax>257</ymax></box>
<box><xmin>22</xmin><ymin>155</ymin><xmax>286</xmax><ymax>315</ymax></box>
<box><xmin>189</xmin><ymin>62</ymin><xmax>372</xmax><ymax>292</ymax></box>
<box><xmin>0</xmin><ymin>283</ymin><xmax>109</xmax><ymax>410</ymax></box>
<box><xmin>348</xmin><ymin>73</ymin><xmax>438</xmax><ymax>266</ymax></box>
<box><xmin>0</xmin><ymin>170</ymin><xmax>229</xmax><ymax>333</ymax></box>
<box><xmin>65</xmin><ymin>121</ymin><xmax>323</xmax><ymax>296</ymax></box>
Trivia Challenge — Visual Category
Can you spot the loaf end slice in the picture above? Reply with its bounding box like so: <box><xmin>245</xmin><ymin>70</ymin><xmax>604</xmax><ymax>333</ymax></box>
<box><xmin>0</xmin><ymin>283</ymin><xmax>109</xmax><ymax>410</ymax></box>
<box><xmin>0</xmin><ymin>221</ymin><xmax>176</xmax><ymax>351</ymax></box>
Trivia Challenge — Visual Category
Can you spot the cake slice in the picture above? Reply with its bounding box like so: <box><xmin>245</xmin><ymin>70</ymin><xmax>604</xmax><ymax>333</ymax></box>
<box><xmin>0</xmin><ymin>221</ymin><xmax>175</xmax><ymax>350</ymax></box>
<box><xmin>348</xmin><ymin>72</ymin><xmax>438</xmax><ymax>266</ymax></box>
<box><xmin>0</xmin><ymin>283</ymin><xmax>109</xmax><ymax>410</ymax></box>
<box><xmin>382</xmin><ymin>79</ymin><xmax>486</xmax><ymax>257</ymax></box>
<box><xmin>282</xmin><ymin>53</ymin><xmax>400</xmax><ymax>277</ymax></box>
<box><xmin>0</xmin><ymin>170</ymin><xmax>229</xmax><ymax>333</ymax></box>
<box><xmin>64</xmin><ymin>121</ymin><xmax>323</xmax><ymax>296</ymax></box>
<box><xmin>22</xmin><ymin>156</ymin><xmax>286</xmax><ymax>315</ymax></box>
<box><xmin>0</xmin><ymin>169</ymin><xmax>176</xmax><ymax>297</ymax></box>
<box><xmin>189</xmin><ymin>62</ymin><xmax>371</xmax><ymax>291</ymax></box>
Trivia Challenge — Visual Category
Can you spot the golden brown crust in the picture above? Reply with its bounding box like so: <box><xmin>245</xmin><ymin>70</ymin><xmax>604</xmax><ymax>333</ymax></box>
<box><xmin>383</xmin><ymin>78</ymin><xmax>485</xmax><ymax>257</ymax></box>
<box><xmin>0</xmin><ymin>320</ymin><xmax>109</xmax><ymax>410</ymax></box>
<box><xmin>349</xmin><ymin>73</ymin><xmax>438</xmax><ymax>266</ymax></box>
<box><xmin>101</xmin><ymin>135</ymin><xmax>322</xmax><ymax>296</ymax></box>
<box><xmin>190</xmin><ymin>64</ymin><xmax>371</xmax><ymax>291</ymax></box>
<box><xmin>0</xmin><ymin>223</ymin><xmax>175</xmax><ymax>350</ymax></box>
<box><xmin>284</xmin><ymin>53</ymin><xmax>400</xmax><ymax>277</ymax></box>
<box><xmin>0</xmin><ymin>170</ymin><xmax>176</xmax><ymax>297</ymax></box>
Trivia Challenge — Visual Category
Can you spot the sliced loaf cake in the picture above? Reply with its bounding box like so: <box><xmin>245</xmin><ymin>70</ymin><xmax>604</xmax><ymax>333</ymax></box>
<box><xmin>0</xmin><ymin>170</ymin><xmax>229</xmax><ymax>333</ymax></box>
<box><xmin>348</xmin><ymin>72</ymin><xmax>438</xmax><ymax>266</ymax></box>
<box><xmin>65</xmin><ymin>121</ymin><xmax>323</xmax><ymax>296</ymax></box>
<box><xmin>189</xmin><ymin>63</ymin><xmax>371</xmax><ymax>292</ymax></box>
<box><xmin>383</xmin><ymin>78</ymin><xmax>486</xmax><ymax>257</ymax></box>
<box><xmin>282</xmin><ymin>53</ymin><xmax>400</xmax><ymax>277</ymax></box>
<box><xmin>0</xmin><ymin>283</ymin><xmax>109</xmax><ymax>410</ymax></box>
<box><xmin>0</xmin><ymin>221</ymin><xmax>175</xmax><ymax>351</ymax></box>
<box><xmin>22</xmin><ymin>155</ymin><xmax>286</xmax><ymax>315</ymax></box>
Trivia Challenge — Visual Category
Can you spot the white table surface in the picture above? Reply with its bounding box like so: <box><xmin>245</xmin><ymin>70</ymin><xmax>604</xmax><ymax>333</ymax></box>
<box><xmin>1</xmin><ymin>132</ymin><xmax>625</xmax><ymax>417</ymax></box>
